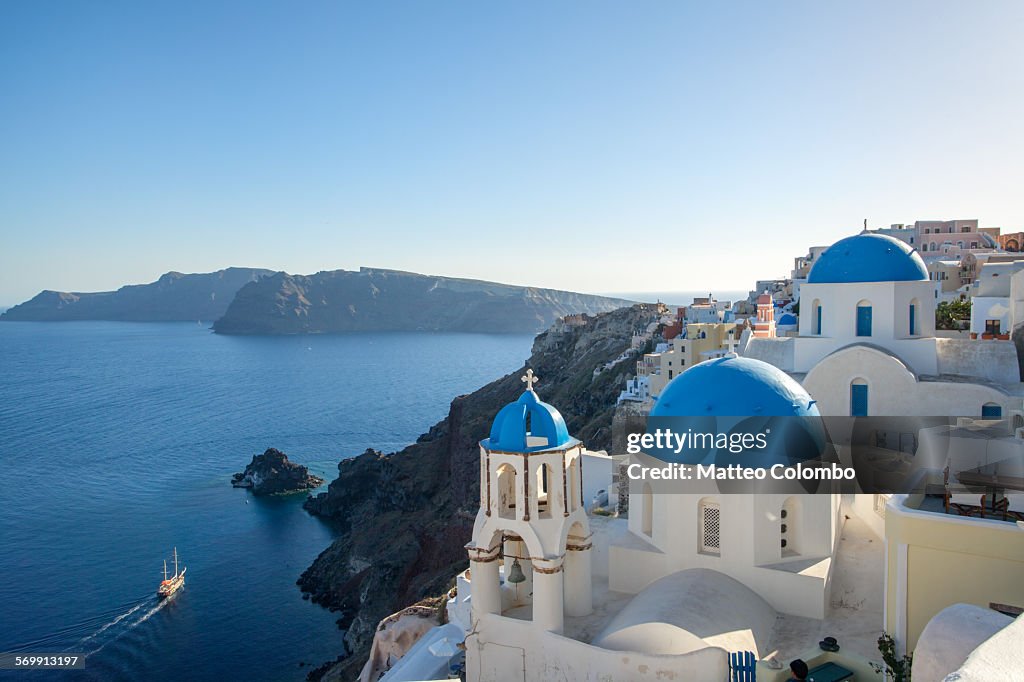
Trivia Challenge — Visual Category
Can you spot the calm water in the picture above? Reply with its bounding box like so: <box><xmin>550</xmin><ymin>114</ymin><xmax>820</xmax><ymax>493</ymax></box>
<box><xmin>0</xmin><ymin>322</ymin><xmax>532</xmax><ymax>681</ymax></box>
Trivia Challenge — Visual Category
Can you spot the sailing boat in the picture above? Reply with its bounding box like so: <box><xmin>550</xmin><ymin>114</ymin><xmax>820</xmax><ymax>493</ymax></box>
<box><xmin>157</xmin><ymin>547</ymin><xmax>186</xmax><ymax>599</ymax></box>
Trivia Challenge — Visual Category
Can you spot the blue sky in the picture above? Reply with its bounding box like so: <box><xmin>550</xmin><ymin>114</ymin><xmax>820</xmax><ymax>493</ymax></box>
<box><xmin>2</xmin><ymin>1</ymin><xmax>1023</xmax><ymax>304</ymax></box>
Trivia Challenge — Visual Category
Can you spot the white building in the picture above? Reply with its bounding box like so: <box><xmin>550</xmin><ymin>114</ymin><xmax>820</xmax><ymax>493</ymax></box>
<box><xmin>373</xmin><ymin>231</ymin><xmax>1024</xmax><ymax>682</ymax></box>
<box><xmin>460</xmin><ymin>361</ymin><xmax>846</xmax><ymax>682</ymax></box>
<box><xmin>745</xmin><ymin>233</ymin><xmax>1022</xmax><ymax>418</ymax></box>
<box><xmin>970</xmin><ymin>260</ymin><xmax>1024</xmax><ymax>339</ymax></box>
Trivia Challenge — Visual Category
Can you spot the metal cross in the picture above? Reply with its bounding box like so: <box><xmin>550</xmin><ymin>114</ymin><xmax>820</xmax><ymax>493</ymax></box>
<box><xmin>522</xmin><ymin>369</ymin><xmax>539</xmax><ymax>392</ymax></box>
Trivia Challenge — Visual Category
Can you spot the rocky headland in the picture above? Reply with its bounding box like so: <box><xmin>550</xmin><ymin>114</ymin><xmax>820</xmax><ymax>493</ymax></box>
<box><xmin>232</xmin><ymin>448</ymin><xmax>325</xmax><ymax>495</ymax></box>
<box><xmin>1</xmin><ymin>267</ymin><xmax>274</xmax><ymax>322</ymax></box>
<box><xmin>212</xmin><ymin>267</ymin><xmax>635</xmax><ymax>335</ymax></box>
<box><xmin>297</xmin><ymin>303</ymin><xmax>664</xmax><ymax>680</ymax></box>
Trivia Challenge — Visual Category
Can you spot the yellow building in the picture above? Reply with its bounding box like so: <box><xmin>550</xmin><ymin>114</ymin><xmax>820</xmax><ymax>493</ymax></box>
<box><xmin>642</xmin><ymin>323</ymin><xmax>742</xmax><ymax>397</ymax></box>
<box><xmin>884</xmin><ymin>494</ymin><xmax>1024</xmax><ymax>651</ymax></box>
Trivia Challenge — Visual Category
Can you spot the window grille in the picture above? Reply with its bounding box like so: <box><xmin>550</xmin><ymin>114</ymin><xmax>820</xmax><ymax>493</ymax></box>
<box><xmin>700</xmin><ymin>503</ymin><xmax>721</xmax><ymax>554</ymax></box>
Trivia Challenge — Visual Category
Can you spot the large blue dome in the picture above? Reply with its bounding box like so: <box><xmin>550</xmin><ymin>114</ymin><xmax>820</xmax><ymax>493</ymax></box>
<box><xmin>808</xmin><ymin>233</ymin><xmax>928</xmax><ymax>284</ymax></box>
<box><xmin>652</xmin><ymin>355</ymin><xmax>819</xmax><ymax>417</ymax></box>
<box><xmin>484</xmin><ymin>387</ymin><xmax>574</xmax><ymax>452</ymax></box>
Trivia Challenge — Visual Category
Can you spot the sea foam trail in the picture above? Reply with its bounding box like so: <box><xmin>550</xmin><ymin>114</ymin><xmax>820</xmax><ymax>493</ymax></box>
<box><xmin>77</xmin><ymin>598</ymin><xmax>149</xmax><ymax>649</ymax></box>
<box><xmin>84</xmin><ymin>596</ymin><xmax>173</xmax><ymax>656</ymax></box>
<box><xmin>5</xmin><ymin>596</ymin><xmax>150</xmax><ymax>653</ymax></box>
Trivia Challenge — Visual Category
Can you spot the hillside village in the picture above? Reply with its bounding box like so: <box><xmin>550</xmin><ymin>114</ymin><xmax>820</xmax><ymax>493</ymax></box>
<box><xmin>354</xmin><ymin>220</ymin><xmax>1024</xmax><ymax>682</ymax></box>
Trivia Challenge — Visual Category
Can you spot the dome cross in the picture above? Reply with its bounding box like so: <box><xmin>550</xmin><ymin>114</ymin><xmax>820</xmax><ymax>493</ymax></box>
<box><xmin>522</xmin><ymin>369</ymin><xmax>539</xmax><ymax>392</ymax></box>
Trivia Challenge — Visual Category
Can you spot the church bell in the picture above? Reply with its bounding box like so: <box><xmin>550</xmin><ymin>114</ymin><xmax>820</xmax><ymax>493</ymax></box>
<box><xmin>507</xmin><ymin>558</ymin><xmax>526</xmax><ymax>584</ymax></box>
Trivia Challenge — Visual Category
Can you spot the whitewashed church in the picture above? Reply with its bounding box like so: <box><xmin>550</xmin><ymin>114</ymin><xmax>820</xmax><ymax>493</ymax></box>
<box><xmin>374</xmin><ymin>231</ymin><xmax>1024</xmax><ymax>682</ymax></box>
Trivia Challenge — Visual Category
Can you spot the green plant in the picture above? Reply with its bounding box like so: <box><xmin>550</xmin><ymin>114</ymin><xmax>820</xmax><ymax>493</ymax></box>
<box><xmin>936</xmin><ymin>299</ymin><xmax>971</xmax><ymax>330</ymax></box>
<box><xmin>870</xmin><ymin>632</ymin><xmax>912</xmax><ymax>682</ymax></box>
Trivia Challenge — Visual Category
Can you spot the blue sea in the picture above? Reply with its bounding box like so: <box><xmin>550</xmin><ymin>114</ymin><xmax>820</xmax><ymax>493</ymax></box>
<box><xmin>0</xmin><ymin>322</ymin><xmax>533</xmax><ymax>681</ymax></box>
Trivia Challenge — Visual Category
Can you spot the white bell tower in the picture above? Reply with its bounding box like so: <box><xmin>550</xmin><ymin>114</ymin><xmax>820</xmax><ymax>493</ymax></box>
<box><xmin>465</xmin><ymin>370</ymin><xmax>593</xmax><ymax>634</ymax></box>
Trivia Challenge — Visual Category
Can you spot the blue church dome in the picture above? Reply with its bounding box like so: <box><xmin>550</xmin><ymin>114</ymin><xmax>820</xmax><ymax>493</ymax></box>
<box><xmin>807</xmin><ymin>233</ymin><xmax>928</xmax><ymax>284</ymax></box>
<box><xmin>652</xmin><ymin>355</ymin><xmax>819</xmax><ymax>417</ymax></box>
<box><xmin>484</xmin><ymin>378</ymin><xmax>574</xmax><ymax>453</ymax></box>
<box><xmin>777</xmin><ymin>312</ymin><xmax>798</xmax><ymax>326</ymax></box>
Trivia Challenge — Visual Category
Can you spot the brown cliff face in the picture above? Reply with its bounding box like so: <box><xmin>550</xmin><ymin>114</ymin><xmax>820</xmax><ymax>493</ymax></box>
<box><xmin>297</xmin><ymin>304</ymin><xmax>662</xmax><ymax>680</ymax></box>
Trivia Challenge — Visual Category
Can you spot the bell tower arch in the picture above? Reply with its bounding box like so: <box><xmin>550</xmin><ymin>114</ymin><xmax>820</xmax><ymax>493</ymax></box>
<box><xmin>466</xmin><ymin>370</ymin><xmax>593</xmax><ymax>634</ymax></box>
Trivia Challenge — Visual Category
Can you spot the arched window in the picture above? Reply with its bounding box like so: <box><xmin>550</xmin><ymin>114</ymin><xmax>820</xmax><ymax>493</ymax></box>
<box><xmin>851</xmin><ymin>378</ymin><xmax>869</xmax><ymax>417</ymax></box>
<box><xmin>781</xmin><ymin>496</ymin><xmax>801</xmax><ymax>556</ymax></box>
<box><xmin>812</xmin><ymin>298</ymin><xmax>822</xmax><ymax>335</ymax></box>
<box><xmin>909</xmin><ymin>298</ymin><xmax>920</xmax><ymax>336</ymax></box>
<box><xmin>641</xmin><ymin>483</ymin><xmax>653</xmax><ymax>537</ymax></box>
<box><xmin>982</xmin><ymin>402</ymin><xmax>1002</xmax><ymax>419</ymax></box>
<box><xmin>496</xmin><ymin>464</ymin><xmax>518</xmax><ymax>520</ymax></box>
<box><xmin>698</xmin><ymin>497</ymin><xmax>721</xmax><ymax>555</ymax></box>
<box><xmin>567</xmin><ymin>457</ymin><xmax>579</xmax><ymax>512</ymax></box>
<box><xmin>537</xmin><ymin>463</ymin><xmax>554</xmax><ymax>519</ymax></box>
<box><xmin>856</xmin><ymin>300</ymin><xmax>872</xmax><ymax>337</ymax></box>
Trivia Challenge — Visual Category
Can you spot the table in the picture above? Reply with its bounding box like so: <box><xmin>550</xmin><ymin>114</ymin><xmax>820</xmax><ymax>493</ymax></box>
<box><xmin>957</xmin><ymin>462</ymin><xmax>1024</xmax><ymax>491</ymax></box>
<box><xmin>807</xmin><ymin>661</ymin><xmax>854</xmax><ymax>682</ymax></box>
<box><xmin>957</xmin><ymin>462</ymin><xmax>1024</xmax><ymax>511</ymax></box>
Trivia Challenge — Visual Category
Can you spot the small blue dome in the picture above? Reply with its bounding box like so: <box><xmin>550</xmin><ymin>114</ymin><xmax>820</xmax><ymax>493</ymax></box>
<box><xmin>777</xmin><ymin>313</ymin><xmax>798</xmax><ymax>326</ymax></box>
<box><xmin>485</xmin><ymin>389</ymin><xmax>574</xmax><ymax>452</ymax></box>
<box><xmin>652</xmin><ymin>355</ymin><xmax>819</xmax><ymax>417</ymax></box>
<box><xmin>808</xmin><ymin>233</ymin><xmax>928</xmax><ymax>284</ymax></box>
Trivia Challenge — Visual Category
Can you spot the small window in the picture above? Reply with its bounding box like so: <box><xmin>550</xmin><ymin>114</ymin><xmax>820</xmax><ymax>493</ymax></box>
<box><xmin>699</xmin><ymin>501</ymin><xmax>721</xmax><ymax>555</ymax></box>
<box><xmin>982</xmin><ymin>403</ymin><xmax>1002</xmax><ymax>419</ymax></box>
<box><xmin>856</xmin><ymin>301</ymin><xmax>873</xmax><ymax>337</ymax></box>
<box><xmin>641</xmin><ymin>483</ymin><xmax>653</xmax><ymax>536</ymax></box>
<box><xmin>985</xmin><ymin>320</ymin><xmax>1001</xmax><ymax>336</ymax></box>
<box><xmin>851</xmin><ymin>380</ymin><xmax>869</xmax><ymax>417</ymax></box>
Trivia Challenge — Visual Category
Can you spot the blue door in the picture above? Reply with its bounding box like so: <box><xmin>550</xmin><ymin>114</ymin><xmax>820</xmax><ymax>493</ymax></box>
<box><xmin>982</xmin><ymin>404</ymin><xmax>1002</xmax><ymax>418</ymax></box>
<box><xmin>856</xmin><ymin>305</ymin><xmax>872</xmax><ymax>337</ymax></box>
<box><xmin>851</xmin><ymin>384</ymin><xmax>868</xmax><ymax>417</ymax></box>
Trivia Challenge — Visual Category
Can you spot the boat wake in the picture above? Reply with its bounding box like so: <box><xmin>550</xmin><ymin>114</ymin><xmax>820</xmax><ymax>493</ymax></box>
<box><xmin>80</xmin><ymin>595</ymin><xmax>171</xmax><ymax>655</ymax></box>
<box><xmin>4</xmin><ymin>593</ymin><xmax>165</xmax><ymax>656</ymax></box>
<box><xmin>77</xmin><ymin>601</ymin><xmax>146</xmax><ymax>647</ymax></box>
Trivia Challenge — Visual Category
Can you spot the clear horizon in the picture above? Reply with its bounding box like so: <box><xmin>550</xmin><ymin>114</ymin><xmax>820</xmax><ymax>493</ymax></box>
<box><xmin>2</xmin><ymin>1</ymin><xmax>1023</xmax><ymax>304</ymax></box>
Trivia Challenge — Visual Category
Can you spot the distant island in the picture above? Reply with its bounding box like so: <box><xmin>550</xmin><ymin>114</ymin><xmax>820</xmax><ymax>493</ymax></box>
<box><xmin>212</xmin><ymin>267</ymin><xmax>634</xmax><ymax>334</ymax></box>
<box><xmin>1</xmin><ymin>267</ymin><xmax>273</xmax><ymax>322</ymax></box>
<box><xmin>3</xmin><ymin>266</ymin><xmax>635</xmax><ymax>334</ymax></box>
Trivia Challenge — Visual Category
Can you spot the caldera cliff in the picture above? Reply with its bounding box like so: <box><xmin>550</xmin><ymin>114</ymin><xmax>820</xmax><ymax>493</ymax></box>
<box><xmin>1</xmin><ymin>268</ymin><xmax>274</xmax><ymax>322</ymax></box>
<box><xmin>298</xmin><ymin>303</ymin><xmax>662</xmax><ymax>680</ymax></box>
<box><xmin>213</xmin><ymin>267</ymin><xmax>635</xmax><ymax>335</ymax></box>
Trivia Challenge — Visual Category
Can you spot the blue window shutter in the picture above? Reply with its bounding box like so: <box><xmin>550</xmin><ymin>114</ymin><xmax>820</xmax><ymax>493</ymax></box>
<box><xmin>909</xmin><ymin>304</ymin><xmax>916</xmax><ymax>335</ymax></box>
<box><xmin>851</xmin><ymin>384</ymin><xmax>868</xmax><ymax>417</ymax></box>
<box><xmin>857</xmin><ymin>306</ymin><xmax>872</xmax><ymax>337</ymax></box>
<box><xmin>816</xmin><ymin>305</ymin><xmax>822</xmax><ymax>334</ymax></box>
